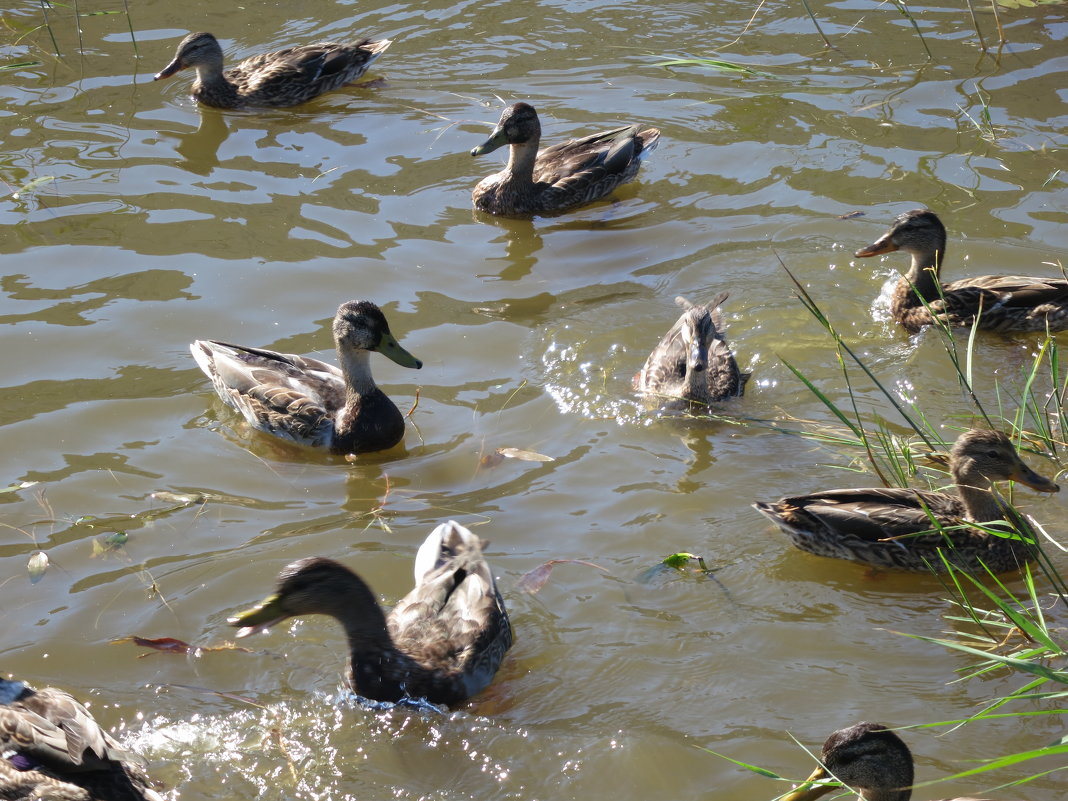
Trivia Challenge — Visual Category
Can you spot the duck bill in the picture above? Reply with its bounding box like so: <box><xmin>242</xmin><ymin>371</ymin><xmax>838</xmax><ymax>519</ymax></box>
<box><xmin>154</xmin><ymin>57</ymin><xmax>184</xmax><ymax>81</ymax></box>
<box><xmin>470</xmin><ymin>127</ymin><xmax>508</xmax><ymax>157</ymax></box>
<box><xmin>779</xmin><ymin>765</ymin><xmax>837</xmax><ymax>801</ymax></box>
<box><xmin>1009</xmin><ymin>464</ymin><xmax>1060</xmax><ymax>494</ymax></box>
<box><xmin>228</xmin><ymin>594</ymin><xmax>288</xmax><ymax>637</ymax></box>
<box><xmin>377</xmin><ymin>332</ymin><xmax>423</xmax><ymax>369</ymax></box>
<box><xmin>854</xmin><ymin>231</ymin><xmax>897</xmax><ymax>258</ymax></box>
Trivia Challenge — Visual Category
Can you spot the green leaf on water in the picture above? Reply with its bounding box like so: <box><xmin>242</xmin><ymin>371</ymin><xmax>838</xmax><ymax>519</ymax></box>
<box><xmin>662</xmin><ymin>552</ymin><xmax>708</xmax><ymax>570</ymax></box>
<box><xmin>0</xmin><ymin>481</ymin><xmax>37</xmax><ymax>495</ymax></box>
<box><xmin>27</xmin><ymin>551</ymin><xmax>48</xmax><ymax>583</ymax></box>
<box><xmin>11</xmin><ymin>175</ymin><xmax>55</xmax><ymax>199</ymax></box>
<box><xmin>0</xmin><ymin>61</ymin><xmax>42</xmax><ymax>71</ymax></box>
<box><xmin>655</xmin><ymin>57</ymin><xmax>775</xmax><ymax>78</ymax></box>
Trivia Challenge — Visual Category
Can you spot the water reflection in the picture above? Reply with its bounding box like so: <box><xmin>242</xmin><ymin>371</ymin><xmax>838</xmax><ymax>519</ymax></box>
<box><xmin>173</xmin><ymin>109</ymin><xmax>231</xmax><ymax>176</ymax></box>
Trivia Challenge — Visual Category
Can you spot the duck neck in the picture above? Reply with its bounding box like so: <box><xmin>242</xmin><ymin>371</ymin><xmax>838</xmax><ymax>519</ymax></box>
<box><xmin>506</xmin><ymin>141</ymin><xmax>539</xmax><ymax>186</ymax></box>
<box><xmin>193</xmin><ymin>63</ymin><xmax>241</xmax><ymax>105</ymax></box>
<box><xmin>895</xmin><ymin>247</ymin><xmax>943</xmax><ymax>313</ymax></box>
<box><xmin>858</xmin><ymin>787</ymin><xmax>911</xmax><ymax>801</ymax></box>
<box><xmin>336</xmin><ymin>346</ymin><xmax>378</xmax><ymax>403</ymax></box>
<box><xmin>954</xmin><ymin>472</ymin><xmax>1004</xmax><ymax>522</ymax></box>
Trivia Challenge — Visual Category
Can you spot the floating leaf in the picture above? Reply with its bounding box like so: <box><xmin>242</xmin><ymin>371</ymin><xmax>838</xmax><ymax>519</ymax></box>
<box><xmin>126</xmin><ymin>636</ymin><xmax>201</xmax><ymax>657</ymax></box>
<box><xmin>91</xmin><ymin>531</ymin><xmax>128</xmax><ymax>556</ymax></box>
<box><xmin>837</xmin><ymin>211</ymin><xmax>865</xmax><ymax>220</ymax></box>
<box><xmin>115</xmin><ymin>636</ymin><xmax>252</xmax><ymax>658</ymax></box>
<box><xmin>662</xmin><ymin>552</ymin><xmax>708</xmax><ymax>571</ymax></box>
<box><xmin>11</xmin><ymin>175</ymin><xmax>55</xmax><ymax>199</ymax></box>
<box><xmin>150</xmin><ymin>490</ymin><xmax>204</xmax><ymax>505</ymax></box>
<box><xmin>27</xmin><ymin>551</ymin><xmax>48</xmax><ymax>583</ymax></box>
<box><xmin>0</xmin><ymin>61</ymin><xmax>43</xmax><ymax>71</ymax></box>
<box><xmin>497</xmin><ymin>447</ymin><xmax>554</xmax><ymax>462</ymax></box>
<box><xmin>516</xmin><ymin>559</ymin><xmax>609</xmax><ymax>594</ymax></box>
<box><xmin>479</xmin><ymin>450</ymin><xmax>506</xmax><ymax>468</ymax></box>
<box><xmin>0</xmin><ymin>481</ymin><xmax>37</xmax><ymax>495</ymax></box>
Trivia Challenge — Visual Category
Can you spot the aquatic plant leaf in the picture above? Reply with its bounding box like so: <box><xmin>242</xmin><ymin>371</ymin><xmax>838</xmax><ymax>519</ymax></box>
<box><xmin>11</xmin><ymin>175</ymin><xmax>55</xmax><ymax>198</ymax></box>
<box><xmin>497</xmin><ymin>447</ymin><xmax>554</xmax><ymax>462</ymax></box>
<box><xmin>127</xmin><ymin>636</ymin><xmax>201</xmax><ymax>656</ymax></box>
<box><xmin>0</xmin><ymin>61</ymin><xmax>43</xmax><ymax>71</ymax></box>
<box><xmin>0</xmin><ymin>481</ymin><xmax>37</xmax><ymax>494</ymax></box>
<box><xmin>516</xmin><ymin>559</ymin><xmax>609</xmax><ymax>593</ymax></box>
<box><xmin>661</xmin><ymin>552</ymin><xmax>708</xmax><ymax>570</ymax></box>
<box><xmin>149</xmin><ymin>490</ymin><xmax>204</xmax><ymax>505</ymax></box>
<box><xmin>27</xmin><ymin>551</ymin><xmax>48</xmax><ymax>583</ymax></box>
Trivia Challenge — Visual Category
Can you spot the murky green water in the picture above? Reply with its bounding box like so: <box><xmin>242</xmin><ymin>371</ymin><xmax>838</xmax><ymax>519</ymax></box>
<box><xmin>1</xmin><ymin>0</ymin><xmax>1066</xmax><ymax>798</ymax></box>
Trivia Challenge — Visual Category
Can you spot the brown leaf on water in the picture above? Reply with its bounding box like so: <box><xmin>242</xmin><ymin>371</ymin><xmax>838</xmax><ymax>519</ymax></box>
<box><xmin>115</xmin><ymin>636</ymin><xmax>255</xmax><ymax>659</ymax></box>
<box><xmin>516</xmin><ymin>559</ymin><xmax>609</xmax><ymax>594</ymax></box>
<box><xmin>837</xmin><ymin>210</ymin><xmax>865</xmax><ymax>220</ymax></box>
<box><xmin>479</xmin><ymin>450</ymin><xmax>506</xmax><ymax>469</ymax></box>
<box><xmin>498</xmin><ymin>447</ymin><xmax>554</xmax><ymax>462</ymax></box>
<box><xmin>27</xmin><ymin>551</ymin><xmax>48</xmax><ymax>583</ymax></box>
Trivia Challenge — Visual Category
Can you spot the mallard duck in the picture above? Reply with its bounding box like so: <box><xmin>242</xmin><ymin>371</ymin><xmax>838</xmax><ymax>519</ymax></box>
<box><xmin>230</xmin><ymin>521</ymin><xmax>513</xmax><ymax>706</ymax></box>
<box><xmin>781</xmin><ymin>721</ymin><xmax>1003</xmax><ymax>801</ymax></box>
<box><xmin>154</xmin><ymin>31</ymin><xmax>391</xmax><ymax>108</ymax></box>
<box><xmin>855</xmin><ymin>209</ymin><xmax>1068</xmax><ymax>334</ymax></box>
<box><xmin>469</xmin><ymin>102</ymin><xmax>660</xmax><ymax>216</ymax></box>
<box><xmin>190</xmin><ymin>300</ymin><xmax>422</xmax><ymax>454</ymax></box>
<box><xmin>0</xmin><ymin>676</ymin><xmax>162</xmax><ymax>801</ymax></box>
<box><xmin>633</xmin><ymin>293</ymin><xmax>748</xmax><ymax>410</ymax></box>
<box><xmin>753</xmin><ymin>429</ymin><xmax>1059</xmax><ymax>572</ymax></box>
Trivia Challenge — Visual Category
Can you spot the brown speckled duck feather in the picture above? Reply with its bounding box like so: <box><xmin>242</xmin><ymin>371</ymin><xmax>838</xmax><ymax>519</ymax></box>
<box><xmin>0</xmin><ymin>677</ymin><xmax>162</xmax><ymax>801</ymax></box>
<box><xmin>154</xmin><ymin>32</ymin><xmax>391</xmax><ymax>108</ymax></box>
<box><xmin>470</xmin><ymin>102</ymin><xmax>660</xmax><ymax>216</ymax></box>
<box><xmin>634</xmin><ymin>293</ymin><xmax>748</xmax><ymax>411</ymax></box>
<box><xmin>855</xmin><ymin>209</ymin><xmax>1068</xmax><ymax>334</ymax></box>
<box><xmin>190</xmin><ymin>300</ymin><xmax>422</xmax><ymax>454</ymax></box>
<box><xmin>230</xmin><ymin>521</ymin><xmax>513</xmax><ymax>707</ymax></box>
<box><xmin>754</xmin><ymin>429</ymin><xmax>1059</xmax><ymax>573</ymax></box>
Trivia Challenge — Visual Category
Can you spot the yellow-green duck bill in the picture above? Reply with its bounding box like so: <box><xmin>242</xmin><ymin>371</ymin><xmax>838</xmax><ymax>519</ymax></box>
<box><xmin>154</xmin><ymin>31</ymin><xmax>391</xmax><ymax>108</ymax></box>
<box><xmin>190</xmin><ymin>300</ymin><xmax>422</xmax><ymax>454</ymax></box>
<box><xmin>754</xmin><ymin>428</ymin><xmax>1059</xmax><ymax>573</ymax></box>
<box><xmin>470</xmin><ymin>102</ymin><xmax>660</xmax><ymax>216</ymax></box>
<box><xmin>229</xmin><ymin>520</ymin><xmax>513</xmax><ymax>707</ymax></box>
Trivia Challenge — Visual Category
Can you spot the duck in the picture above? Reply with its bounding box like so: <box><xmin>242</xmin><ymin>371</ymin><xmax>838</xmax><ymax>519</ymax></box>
<box><xmin>469</xmin><ymin>102</ymin><xmax>660</xmax><ymax>216</ymax></box>
<box><xmin>229</xmin><ymin>521</ymin><xmax>513</xmax><ymax>707</ymax></box>
<box><xmin>154</xmin><ymin>31</ymin><xmax>391</xmax><ymax>108</ymax></box>
<box><xmin>854</xmin><ymin>208</ymin><xmax>1068</xmax><ymax>334</ymax></box>
<box><xmin>753</xmin><ymin>428</ymin><xmax>1059</xmax><ymax>573</ymax></box>
<box><xmin>0</xmin><ymin>676</ymin><xmax>163</xmax><ymax>801</ymax></box>
<box><xmin>780</xmin><ymin>721</ymin><xmax>1005</xmax><ymax>801</ymax></box>
<box><xmin>633</xmin><ymin>293</ymin><xmax>748</xmax><ymax>411</ymax></box>
<box><xmin>190</xmin><ymin>300</ymin><xmax>422</xmax><ymax>454</ymax></box>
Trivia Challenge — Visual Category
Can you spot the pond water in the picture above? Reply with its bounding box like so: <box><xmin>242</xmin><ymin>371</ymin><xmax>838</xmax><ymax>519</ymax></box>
<box><xmin>1</xmin><ymin>0</ymin><xmax>1066</xmax><ymax>798</ymax></box>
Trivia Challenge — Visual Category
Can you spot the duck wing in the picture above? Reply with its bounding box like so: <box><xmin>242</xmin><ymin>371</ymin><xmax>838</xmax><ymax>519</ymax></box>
<box><xmin>190</xmin><ymin>340</ymin><xmax>344</xmax><ymax>447</ymax></box>
<box><xmin>389</xmin><ymin>522</ymin><xmax>513</xmax><ymax>700</ymax></box>
<box><xmin>230</xmin><ymin>39</ymin><xmax>386</xmax><ymax>100</ymax></box>
<box><xmin>534</xmin><ymin>125</ymin><xmax>660</xmax><ymax>207</ymax></box>
<box><xmin>757</xmin><ymin>487</ymin><xmax>964</xmax><ymax>543</ymax></box>
<box><xmin>0</xmin><ymin>682</ymin><xmax>140</xmax><ymax>773</ymax></box>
